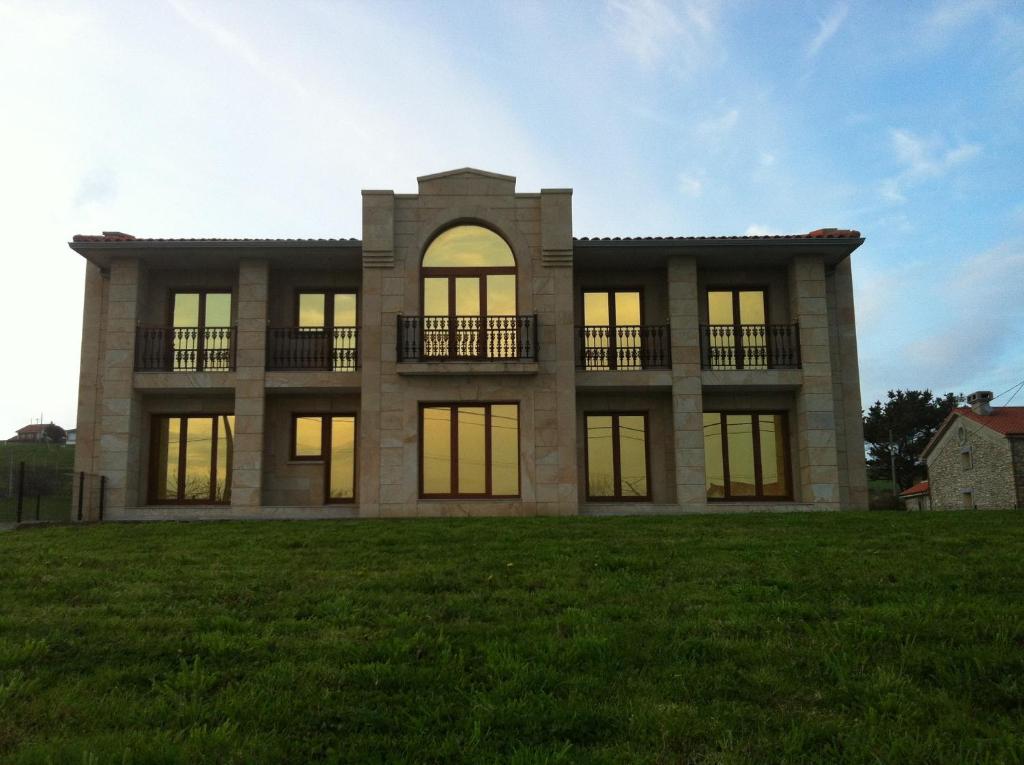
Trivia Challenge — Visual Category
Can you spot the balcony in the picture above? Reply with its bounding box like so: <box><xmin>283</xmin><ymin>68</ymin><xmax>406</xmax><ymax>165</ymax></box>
<box><xmin>397</xmin><ymin>315</ymin><xmax>538</xmax><ymax>362</ymax></box>
<box><xmin>575</xmin><ymin>325</ymin><xmax>671</xmax><ymax>370</ymax></box>
<box><xmin>266</xmin><ymin>327</ymin><xmax>358</xmax><ymax>371</ymax></box>
<box><xmin>699</xmin><ymin>324</ymin><xmax>801</xmax><ymax>370</ymax></box>
<box><xmin>135</xmin><ymin>327</ymin><xmax>236</xmax><ymax>372</ymax></box>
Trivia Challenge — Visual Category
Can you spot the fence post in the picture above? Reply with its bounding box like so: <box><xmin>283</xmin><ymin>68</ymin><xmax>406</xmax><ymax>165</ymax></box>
<box><xmin>35</xmin><ymin>494</ymin><xmax>40</xmax><ymax>522</ymax></box>
<box><xmin>78</xmin><ymin>471</ymin><xmax>85</xmax><ymax>521</ymax></box>
<box><xmin>99</xmin><ymin>476</ymin><xmax>106</xmax><ymax>521</ymax></box>
<box><xmin>16</xmin><ymin>461</ymin><xmax>25</xmax><ymax>524</ymax></box>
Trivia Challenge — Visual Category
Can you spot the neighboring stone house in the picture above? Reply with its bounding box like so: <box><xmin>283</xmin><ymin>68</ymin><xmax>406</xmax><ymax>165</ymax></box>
<box><xmin>921</xmin><ymin>392</ymin><xmax>1024</xmax><ymax>510</ymax></box>
<box><xmin>899</xmin><ymin>480</ymin><xmax>930</xmax><ymax>511</ymax></box>
<box><xmin>68</xmin><ymin>167</ymin><xmax>868</xmax><ymax>521</ymax></box>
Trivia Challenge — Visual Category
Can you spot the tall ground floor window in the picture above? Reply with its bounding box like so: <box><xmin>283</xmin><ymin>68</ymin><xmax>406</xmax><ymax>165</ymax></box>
<box><xmin>151</xmin><ymin>414</ymin><xmax>234</xmax><ymax>503</ymax></box>
<box><xmin>704</xmin><ymin>411</ymin><xmax>791</xmax><ymax>500</ymax></box>
<box><xmin>584</xmin><ymin>413</ymin><xmax>650</xmax><ymax>500</ymax></box>
<box><xmin>290</xmin><ymin>414</ymin><xmax>357</xmax><ymax>503</ymax></box>
<box><xmin>420</xmin><ymin>403</ymin><xmax>519</xmax><ymax>498</ymax></box>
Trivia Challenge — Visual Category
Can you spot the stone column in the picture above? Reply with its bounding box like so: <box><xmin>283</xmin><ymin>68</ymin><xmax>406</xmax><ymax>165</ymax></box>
<box><xmin>73</xmin><ymin>263</ymin><xmax>107</xmax><ymax>517</ymax></box>
<box><xmin>790</xmin><ymin>256</ymin><xmax>840</xmax><ymax>509</ymax></box>
<box><xmin>831</xmin><ymin>257</ymin><xmax>869</xmax><ymax>509</ymax></box>
<box><xmin>540</xmin><ymin>188</ymin><xmax>578</xmax><ymax>514</ymax></box>
<box><xmin>668</xmin><ymin>255</ymin><xmax>706</xmax><ymax>509</ymax></box>
<box><xmin>231</xmin><ymin>259</ymin><xmax>269</xmax><ymax>510</ymax></box>
<box><xmin>358</xmin><ymin>190</ymin><xmax>395</xmax><ymax>517</ymax></box>
<box><xmin>97</xmin><ymin>258</ymin><xmax>144</xmax><ymax>514</ymax></box>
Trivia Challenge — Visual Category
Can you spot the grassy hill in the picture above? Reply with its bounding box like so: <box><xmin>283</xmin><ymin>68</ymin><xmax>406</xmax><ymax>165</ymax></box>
<box><xmin>1</xmin><ymin>512</ymin><xmax>1022</xmax><ymax>763</ymax></box>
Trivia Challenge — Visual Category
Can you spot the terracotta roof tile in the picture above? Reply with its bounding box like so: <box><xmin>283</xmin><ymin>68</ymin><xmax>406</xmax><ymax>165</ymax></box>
<box><xmin>574</xmin><ymin>229</ymin><xmax>860</xmax><ymax>242</ymax></box>
<box><xmin>900</xmin><ymin>480</ymin><xmax>929</xmax><ymax>497</ymax></box>
<box><xmin>955</xmin><ymin>406</ymin><xmax>1024</xmax><ymax>436</ymax></box>
<box><xmin>72</xmin><ymin>232</ymin><xmax>360</xmax><ymax>244</ymax></box>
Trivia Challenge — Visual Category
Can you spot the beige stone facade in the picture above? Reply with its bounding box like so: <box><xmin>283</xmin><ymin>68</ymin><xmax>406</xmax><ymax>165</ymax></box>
<box><xmin>69</xmin><ymin>168</ymin><xmax>868</xmax><ymax>521</ymax></box>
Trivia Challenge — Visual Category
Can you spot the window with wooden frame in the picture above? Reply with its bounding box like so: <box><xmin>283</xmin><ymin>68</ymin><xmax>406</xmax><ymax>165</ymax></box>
<box><xmin>584</xmin><ymin>413</ymin><xmax>650</xmax><ymax>500</ymax></box>
<box><xmin>703</xmin><ymin>411</ymin><xmax>791</xmax><ymax>500</ymax></box>
<box><xmin>420</xmin><ymin>403</ymin><xmax>520</xmax><ymax>498</ymax></box>
<box><xmin>580</xmin><ymin>289</ymin><xmax>644</xmax><ymax>370</ymax></box>
<box><xmin>705</xmin><ymin>288</ymin><xmax>768</xmax><ymax>370</ymax></box>
<box><xmin>289</xmin><ymin>414</ymin><xmax>357</xmax><ymax>503</ymax></box>
<box><xmin>421</xmin><ymin>225</ymin><xmax>518</xmax><ymax>359</ymax></box>
<box><xmin>169</xmin><ymin>290</ymin><xmax>234</xmax><ymax>372</ymax></box>
<box><xmin>296</xmin><ymin>291</ymin><xmax>358</xmax><ymax>371</ymax></box>
<box><xmin>150</xmin><ymin>414</ymin><xmax>234</xmax><ymax>504</ymax></box>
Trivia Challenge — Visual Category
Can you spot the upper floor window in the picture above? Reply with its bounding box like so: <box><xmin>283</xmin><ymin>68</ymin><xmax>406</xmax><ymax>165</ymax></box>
<box><xmin>170</xmin><ymin>290</ymin><xmax>233</xmax><ymax>372</ymax></box>
<box><xmin>420</xmin><ymin>225</ymin><xmax>519</xmax><ymax>359</ymax></box>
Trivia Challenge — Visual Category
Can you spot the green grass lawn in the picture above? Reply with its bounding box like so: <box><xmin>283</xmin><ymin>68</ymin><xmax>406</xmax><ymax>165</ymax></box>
<box><xmin>2</xmin><ymin>513</ymin><xmax>1022</xmax><ymax>764</ymax></box>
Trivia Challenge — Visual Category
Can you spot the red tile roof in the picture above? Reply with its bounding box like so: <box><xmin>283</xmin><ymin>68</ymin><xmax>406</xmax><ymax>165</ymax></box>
<box><xmin>955</xmin><ymin>406</ymin><xmax>1024</xmax><ymax>436</ymax></box>
<box><xmin>72</xmin><ymin>231</ymin><xmax>359</xmax><ymax>244</ymax></box>
<box><xmin>16</xmin><ymin>423</ymin><xmax>47</xmax><ymax>434</ymax></box>
<box><xmin>900</xmin><ymin>480</ymin><xmax>929</xmax><ymax>497</ymax></box>
<box><xmin>574</xmin><ymin>228</ymin><xmax>861</xmax><ymax>242</ymax></box>
<box><xmin>74</xmin><ymin>230</ymin><xmax>860</xmax><ymax>245</ymax></box>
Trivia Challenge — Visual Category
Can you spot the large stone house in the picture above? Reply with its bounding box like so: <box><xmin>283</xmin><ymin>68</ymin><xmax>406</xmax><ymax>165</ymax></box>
<box><xmin>69</xmin><ymin>168</ymin><xmax>868</xmax><ymax>520</ymax></box>
<box><xmin>921</xmin><ymin>392</ymin><xmax>1024</xmax><ymax>510</ymax></box>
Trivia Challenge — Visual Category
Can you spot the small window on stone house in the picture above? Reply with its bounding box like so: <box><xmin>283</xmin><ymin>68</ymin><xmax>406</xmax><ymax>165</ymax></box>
<box><xmin>961</xmin><ymin>490</ymin><xmax>974</xmax><ymax>510</ymax></box>
<box><xmin>960</xmin><ymin>448</ymin><xmax>973</xmax><ymax>471</ymax></box>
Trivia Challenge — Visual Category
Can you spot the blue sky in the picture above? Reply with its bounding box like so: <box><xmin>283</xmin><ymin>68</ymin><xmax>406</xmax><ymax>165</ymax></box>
<box><xmin>1</xmin><ymin>0</ymin><xmax>1022</xmax><ymax>439</ymax></box>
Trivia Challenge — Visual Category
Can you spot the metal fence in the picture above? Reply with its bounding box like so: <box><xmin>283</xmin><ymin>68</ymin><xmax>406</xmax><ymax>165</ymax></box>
<box><xmin>0</xmin><ymin>459</ymin><xmax>105</xmax><ymax>524</ymax></box>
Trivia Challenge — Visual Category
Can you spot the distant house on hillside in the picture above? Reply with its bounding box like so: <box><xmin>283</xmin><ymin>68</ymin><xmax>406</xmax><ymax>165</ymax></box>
<box><xmin>66</xmin><ymin>428</ymin><xmax>77</xmax><ymax>446</ymax></box>
<box><xmin>899</xmin><ymin>480</ymin><xmax>930</xmax><ymax>511</ymax></box>
<box><xmin>921</xmin><ymin>391</ymin><xmax>1024</xmax><ymax>510</ymax></box>
<box><xmin>9</xmin><ymin>422</ymin><xmax>67</xmax><ymax>444</ymax></box>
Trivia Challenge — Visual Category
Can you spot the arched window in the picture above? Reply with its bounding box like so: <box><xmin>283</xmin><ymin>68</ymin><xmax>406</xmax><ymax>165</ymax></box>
<box><xmin>420</xmin><ymin>225</ymin><xmax>519</xmax><ymax>358</ymax></box>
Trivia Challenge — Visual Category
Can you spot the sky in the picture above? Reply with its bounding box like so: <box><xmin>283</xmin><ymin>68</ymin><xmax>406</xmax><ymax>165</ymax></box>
<box><xmin>0</xmin><ymin>0</ymin><xmax>1022</xmax><ymax>440</ymax></box>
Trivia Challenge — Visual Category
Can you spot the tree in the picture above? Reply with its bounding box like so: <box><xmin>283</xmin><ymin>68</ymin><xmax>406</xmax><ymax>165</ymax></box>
<box><xmin>863</xmin><ymin>389</ymin><xmax>961</xmax><ymax>490</ymax></box>
<box><xmin>40</xmin><ymin>423</ymin><xmax>66</xmax><ymax>444</ymax></box>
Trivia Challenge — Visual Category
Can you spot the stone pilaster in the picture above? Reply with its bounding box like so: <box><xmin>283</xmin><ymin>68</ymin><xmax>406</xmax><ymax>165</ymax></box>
<box><xmin>97</xmin><ymin>258</ymin><xmax>144</xmax><ymax>513</ymax></box>
<box><xmin>538</xmin><ymin>189</ymin><xmax>578</xmax><ymax>513</ymax></box>
<box><xmin>668</xmin><ymin>255</ymin><xmax>706</xmax><ymax>508</ymax></box>
<box><xmin>73</xmin><ymin>263</ymin><xmax>106</xmax><ymax>502</ymax></box>
<box><xmin>231</xmin><ymin>259</ymin><xmax>268</xmax><ymax>509</ymax></box>
<box><xmin>358</xmin><ymin>191</ymin><xmax>395</xmax><ymax>516</ymax></box>
<box><xmin>790</xmin><ymin>256</ymin><xmax>840</xmax><ymax>508</ymax></box>
<box><xmin>832</xmin><ymin>257</ymin><xmax>869</xmax><ymax>509</ymax></box>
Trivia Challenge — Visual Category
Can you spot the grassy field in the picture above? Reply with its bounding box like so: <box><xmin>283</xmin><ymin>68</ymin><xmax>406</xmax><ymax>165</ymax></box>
<box><xmin>1</xmin><ymin>512</ymin><xmax>1022</xmax><ymax>764</ymax></box>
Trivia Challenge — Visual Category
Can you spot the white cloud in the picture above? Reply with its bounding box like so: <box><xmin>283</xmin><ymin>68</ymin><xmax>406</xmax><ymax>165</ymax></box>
<box><xmin>758</xmin><ymin>151</ymin><xmax>776</xmax><ymax>167</ymax></box>
<box><xmin>604</xmin><ymin>0</ymin><xmax>718</xmax><ymax>70</ymax></box>
<box><xmin>678</xmin><ymin>174</ymin><xmax>703</xmax><ymax>198</ymax></box>
<box><xmin>744</xmin><ymin>224</ymin><xmax>776</xmax><ymax>235</ymax></box>
<box><xmin>806</xmin><ymin>4</ymin><xmax>848</xmax><ymax>58</ymax></box>
<box><xmin>924</xmin><ymin>0</ymin><xmax>995</xmax><ymax>39</ymax></box>
<box><xmin>880</xmin><ymin>128</ymin><xmax>981</xmax><ymax>203</ymax></box>
<box><xmin>696</xmin><ymin>108</ymin><xmax>739</xmax><ymax>140</ymax></box>
<box><xmin>901</xmin><ymin>243</ymin><xmax>1024</xmax><ymax>390</ymax></box>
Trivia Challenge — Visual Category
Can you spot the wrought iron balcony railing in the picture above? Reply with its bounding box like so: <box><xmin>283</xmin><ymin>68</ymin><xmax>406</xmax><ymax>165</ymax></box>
<box><xmin>700</xmin><ymin>323</ymin><xmax>801</xmax><ymax>370</ymax></box>
<box><xmin>266</xmin><ymin>327</ymin><xmax>358</xmax><ymax>371</ymax></box>
<box><xmin>135</xmin><ymin>326</ymin><xmax>236</xmax><ymax>372</ymax></box>
<box><xmin>575</xmin><ymin>325</ymin><xmax>671</xmax><ymax>370</ymax></box>
<box><xmin>397</xmin><ymin>315</ymin><xmax>538</xmax><ymax>362</ymax></box>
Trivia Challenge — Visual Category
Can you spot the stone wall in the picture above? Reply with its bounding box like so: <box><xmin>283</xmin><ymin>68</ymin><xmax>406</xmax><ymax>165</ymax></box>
<box><xmin>928</xmin><ymin>417</ymin><xmax>1016</xmax><ymax>509</ymax></box>
<box><xmin>1010</xmin><ymin>437</ymin><xmax>1024</xmax><ymax>510</ymax></box>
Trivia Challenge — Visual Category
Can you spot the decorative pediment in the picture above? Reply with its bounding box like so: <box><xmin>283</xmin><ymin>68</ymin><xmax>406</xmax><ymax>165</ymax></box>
<box><xmin>417</xmin><ymin>168</ymin><xmax>516</xmax><ymax>196</ymax></box>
